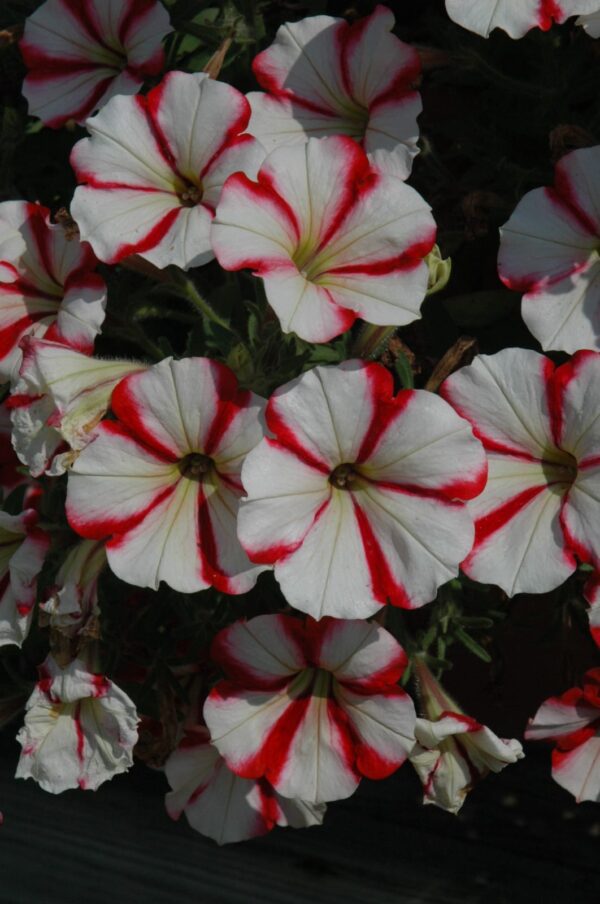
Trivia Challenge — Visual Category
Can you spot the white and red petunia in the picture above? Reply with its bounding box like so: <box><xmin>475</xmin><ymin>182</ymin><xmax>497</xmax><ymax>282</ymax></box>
<box><xmin>409</xmin><ymin>659</ymin><xmax>524</xmax><ymax>814</ymax></box>
<box><xmin>70</xmin><ymin>71</ymin><xmax>265</xmax><ymax>271</ymax></box>
<box><xmin>66</xmin><ymin>356</ymin><xmax>266</xmax><ymax>594</ymax></box>
<box><xmin>445</xmin><ymin>0</ymin><xmax>600</xmax><ymax>38</ymax></box>
<box><xmin>237</xmin><ymin>361</ymin><xmax>486</xmax><ymax>620</ymax></box>
<box><xmin>0</xmin><ymin>508</ymin><xmax>49</xmax><ymax>647</ymax></box>
<box><xmin>498</xmin><ymin>146</ymin><xmax>600</xmax><ymax>353</ymax></box>
<box><xmin>212</xmin><ymin>136</ymin><xmax>436</xmax><ymax>343</ymax></box>
<box><xmin>204</xmin><ymin>614</ymin><xmax>416</xmax><ymax>805</ymax></box>
<box><xmin>9</xmin><ymin>337</ymin><xmax>145</xmax><ymax>478</ymax></box>
<box><xmin>441</xmin><ymin>347</ymin><xmax>600</xmax><ymax>596</ymax></box>
<box><xmin>16</xmin><ymin>655</ymin><xmax>139</xmax><ymax>793</ymax></box>
<box><xmin>165</xmin><ymin>726</ymin><xmax>326</xmax><ymax>845</ymax></box>
<box><xmin>40</xmin><ymin>539</ymin><xmax>106</xmax><ymax>637</ymax></box>
<box><xmin>577</xmin><ymin>10</ymin><xmax>600</xmax><ymax>34</ymax></box>
<box><xmin>20</xmin><ymin>0</ymin><xmax>172</xmax><ymax>128</ymax></box>
<box><xmin>0</xmin><ymin>202</ymin><xmax>106</xmax><ymax>383</ymax></box>
<box><xmin>247</xmin><ymin>5</ymin><xmax>421</xmax><ymax>180</ymax></box>
<box><xmin>0</xmin><ymin>403</ymin><xmax>26</xmax><ymax>496</ymax></box>
<box><xmin>525</xmin><ymin>668</ymin><xmax>600</xmax><ymax>802</ymax></box>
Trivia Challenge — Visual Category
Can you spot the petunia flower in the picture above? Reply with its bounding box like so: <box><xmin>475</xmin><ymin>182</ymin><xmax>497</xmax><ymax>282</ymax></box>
<box><xmin>441</xmin><ymin>347</ymin><xmax>600</xmax><ymax>596</ymax></box>
<box><xmin>0</xmin><ymin>508</ymin><xmax>49</xmax><ymax>648</ymax></box>
<box><xmin>203</xmin><ymin>614</ymin><xmax>417</xmax><ymax>805</ymax></box>
<box><xmin>409</xmin><ymin>658</ymin><xmax>524</xmax><ymax>814</ymax></box>
<box><xmin>246</xmin><ymin>5</ymin><xmax>421</xmax><ymax>180</ymax></box>
<box><xmin>165</xmin><ymin>726</ymin><xmax>326</xmax><ymax>845</ymax></box>
<box><xmin>0</xmin><ymin>201</ymin><xmax>106</xmax><ymax>383</ymax></box>
<box><xmin>66</xmin><ymin>356</ymin><xmax>266</xmax><ymax>594</ymax></box>
<box><xmin>525</xmin><ymin>668</ymin><xmax>600</xmax><ymax>802</ymax></box>
<box><xmin>445</xmin><ymin>0</ymin><xmax>600</xmax><ymax>38</ymax></box>
<box><xmin>70</xmin><ymin>71</ymin><xmax>266</xmax><ymax>271</ymax></box>
<box><xmin>20</xmin><ymin>0</ymin><xmax>172</xmax><ymax>128</ymax></box>
<box><xmin>498</xmin><ymin>146</ymin><xmax>600</xmax><ymax>353</ymax></box>
<box><xmin>39</xmin><ymin>539</ymin><xmax>106</xmax><ymax>637</ymax></box>
<box><xmin>237</xmin><ymin>360</ymin><xmax>486</xmax><ymax>620</ymax></box>
<box><xmin>212</xmin><ymin>135</ymin><xmax>436</xmax><ymax>343</ymax></box>
<box><xmin>16</xmin><ymin>655</ymin><xmax>139</xmax><ymax>793</ymax></box>
<box><xmin>8</xmin><ymin>337</ymin><xmax>145</xmax><ymax>477</ymax></box>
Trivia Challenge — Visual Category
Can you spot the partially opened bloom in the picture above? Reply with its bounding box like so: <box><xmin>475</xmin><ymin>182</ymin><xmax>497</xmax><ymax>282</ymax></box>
<box><xmin>9</xmin><ymin>338</ymin><xmax>145</xmax><ymax>477</ymax></box>
<box><xmin>498</xmin><ymin>146</ymin><xmax>600</xmax><ymax>353</ymax></box>
<box><xmin>212</xmin><ymin>136</ymin><xmax>436</xmax><ymax>343</ymax></box>
<box><xmin>445</xmin><ymin>0</ymin><xmax>600</xmax><ymax>37</ymax></box>
<box><xmin>238</xmin><ymin>361</ymin><xmax>486</xmax><ymax>619</ymax></box>
<box><xmin>525</xmin><ymin>669</ymin><xmax>600</xmax><ymax>802</ymax></box>
<box><xmin>0</xmin><ymin>202</ymin><xmax>106</xmax><ymax>382</ymax></box>
<box><xmin>16</xmin><ymin>656</ymin><xmax>139</xmax><ymax>793</ymax></box>
<box><xmin>40</xmin><ymin>539</ymin><xmax>106</xmax><ymax>637</ymax></box>
<box><xmin>165</xmin><ymin>726</ymin><xmax>325</xmax><ymax>845</ymax></box>
<box><xmin>247</xmin><ymin>5</ymin><xmax>421</xmax><ymax>179</ymax></box>
<box><xmin>441</xmin><ymin>348</ymin><xmax>600</xmax><ymax>596</ymax></box>
<box><xmin>409</xmin><ymin>659</ymin><xmax>524</xmax><ymax>813</ymax></box>
<box><xmin>204</xmin><ymin>615</ymin><xmax>416</xmax><ymax>804</ymax></box>
<box><xmin>20</xmin><ymin>0</ymin><xmax>172</xmax><ymax>128</ymax></box>
<box><xmin>71</xmin><ymin>71</ymin><xmax>265</xmax><ymax>270</ymax></box>
<box><xmin>66</xmin><ymin>356</ymin><xmax>266</xmax><ymax>594</ymax></box>
<box><xmin>0</xmin><ymin>509</ymin><xmax>49</xmax><ymax>647</ymax></box>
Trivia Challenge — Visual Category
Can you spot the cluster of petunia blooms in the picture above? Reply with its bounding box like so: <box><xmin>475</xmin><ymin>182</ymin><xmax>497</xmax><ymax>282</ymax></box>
<box><xmin>1</xmin><ymin>0</ymin><xmax>600</xmax><ymax>845</ymax></box>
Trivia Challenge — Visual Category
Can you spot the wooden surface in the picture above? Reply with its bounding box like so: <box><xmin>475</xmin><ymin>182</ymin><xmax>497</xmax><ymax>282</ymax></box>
<box><xmin>1</xmin><ymin>731</ymin><xmax>600</xmax><ymax>904</ymax></box>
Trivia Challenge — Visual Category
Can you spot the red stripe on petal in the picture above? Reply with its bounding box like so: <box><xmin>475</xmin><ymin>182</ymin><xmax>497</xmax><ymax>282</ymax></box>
<box><xmin>559</xmin><ymin>503</ymin><xmax>596</xmax><ymax>568</ymax></box>
<box><xmin>537</xmin><ymin>0</ymin><xmax>564</xmax><ymax>29</ymax></box>
<box><xmin>463</xmin><ymin>484</ymin><xmax>550</xmax><ymax>570</ymax></box>
<box><xmin>0</xmin><ymin>315</ymin><xmax>48</xmax><ymax>361</ymax></box>
<box><xmin>547</xmin><ymin>182</ymin><xmax>598</xmax><ymax>241</ymax></box>
<box><xmin>264</xmin><ymin>410</ymin><xmax>330</xmax><ymax>475</ymax></box>
<box><xmin>356</xmin><ymin>383</ymin><xmax>411</xmax><ymax>465</ymax></box>
<box><xmin>110</xmin><ymin>378</ymin><xmax>181</xmax><ymax>461</ymax></box>
<box><xmin>315</xmin><ymin>140</ymin><xmax>373</xmax><ymax>253</ymax></box>
<box><xmin>71</xmin><ymin>481</ymin><xmax>177</xmax><ymax>541</ymax></box>
<box><xmin>113</xmin><ymin>205</ymin><xmax>181</xmax><ymax>264</ymax></box>
<box><xmin>210</xmin><ymin>615</ymin><xmax>306</xmax><ymax>689</ymax></box>
<box><xmin>199</xmin><ymin>106</ymin><xmax>252</xmax><ymax>183</ymax></box>
<box><xmin>325</xmin><ymin>231</ymin><xmax>436</xmax><ymax>279</ymax></box>
<box><xmin>352</xmin><ymin>497</ymin><xmax>411</xmax><ymax>608</ymax></box>
<box><xmin>551</xmin><ymin>351</ymin><xmax>598</xmax><ymax>448</ymax></box>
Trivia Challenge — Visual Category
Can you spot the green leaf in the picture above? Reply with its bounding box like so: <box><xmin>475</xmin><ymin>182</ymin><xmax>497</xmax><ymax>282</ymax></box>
<box><xmin>394</xmin><ymin>351</ymin><xmax>414</xmax><ymax>389</ymax></box>
<box><xmin>455</xmin><ymin>627</ymin><xmax>492</xmax><ymax>663</ymax></box>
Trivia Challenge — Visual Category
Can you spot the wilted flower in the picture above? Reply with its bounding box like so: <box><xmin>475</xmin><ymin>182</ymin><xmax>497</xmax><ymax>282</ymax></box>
<box><xmin>40</xmin><ymin>539</ymin><xmax>106</xmax><ymax>637</ymax></box>
<box><xmin>165</xmin><ymin>726</ymin><xmax>325</xmax><ymax>845</ymax></box>
<box><xmin>16</xmin><ymin>655</ymin><xmax>139</xmax><ymax>793</ymax></box>
<box><xmin>0</xmin><ymin>508</ymin><xmax>49</xmax><ymax>647</ymax></box>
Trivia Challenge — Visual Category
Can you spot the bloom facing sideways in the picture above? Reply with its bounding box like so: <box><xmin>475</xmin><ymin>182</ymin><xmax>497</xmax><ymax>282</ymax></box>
<box><xmin>445</xmin><ymin>0</ymin><xmax>600</xmax><ymax>38</ymax></box>
<box><xmin>212</xmin><ymin>136</ymin><xmax>436</xmax><ymax>343</ymax></box>
<box><xmin>9</xmin><ymin>338</ymin><xmax>146</xmax><ymax>477</ymax></box>
<box><xmin>0</xmin><ymin>403</ymin><xmax>26</xmax><ymax>496</ymax></box>
<box><xmin>247</xmin><ymin>5</ymin><xmax>421</xmax><ymax>179</ymax></box>
<box><xmin>204</xmin><ymin>615</ymin><xmax>416</xmax><ymax>804</ymax></box>
<box><xmin>442</xmin><ymin>348</ymin><xmax>600</xmax><ymax>596</ymax></box>
<box><xmin>498</xmin><ymin>146</ymin><xmax>600</xmax><ymax>353</ymax></box>
<box><xmin>0</xmin><ymin>509</ymin><xmax>49</xmax><ymax>648</ymax></box>
<box><xmin>238</xmin><ymin>360</ymin><xmax>486</xmax><ymax>619</ymax></box>
<box><xmin>16</xmin><ymin>655</ymin><xmax>139</xmax><ymax>793</ymax></box>
<box><xmin>20</xmin><ymin>0</ymin><xmax>172</xmax><ymax>128</ymax></box>
<box><xmin>71</xmin><ymin>72</ymin><xmax>266</xmax><ymax>271</ymax></box>
<box><xmin>40</xmin><ymin>539</ymin><xmax>106</xmax><ymax>637</ymax></box>
<box><xmin>165</xmin><ymin>727</ymin><xmax>326</xmax><ymax>845</ymax></box>
<box><xmin>409</xmin><ymin>659</ymin><xmax>524</xmax><ymax>814</ymax></box>
<box><xmin>0</xmin><ymin>202</ymin><xmax>106</xmax><ymax>382</ymax></box>
<box><xmin>525</xmin><ymin>669</ymin><xmax>600</xmax><ymax>803</ymax></box>
<box><xmin>66</xmin><ymin>356</ymin><xmax>267</xmax><ymax>594</ymax></box>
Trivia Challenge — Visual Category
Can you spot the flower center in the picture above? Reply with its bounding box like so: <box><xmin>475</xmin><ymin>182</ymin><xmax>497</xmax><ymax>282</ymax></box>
<box><xmin>178</xmin><ymin>180</ymin><xmax>203</xmax><ymax>207</ymax></box>
<box><xmin>329</xmin><ymin>462</ymin><xmax>358</xmax><ymax>490</ymax></box>
<box><xmin>179</xmin><ymin>452</ymin><xmax>213</xmax><ymax>481</ymax></box>
<box><xmin>541</xmin><ymin>450</ymin><xmax>578</xmax><ymax>494</ymax></box>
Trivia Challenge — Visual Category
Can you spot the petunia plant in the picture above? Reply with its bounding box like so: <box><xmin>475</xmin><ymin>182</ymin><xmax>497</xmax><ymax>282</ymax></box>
<box><xmin>0</xmin><ymin>0</ymin><xmax>599</xmax><ymax>851</ymax></box>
